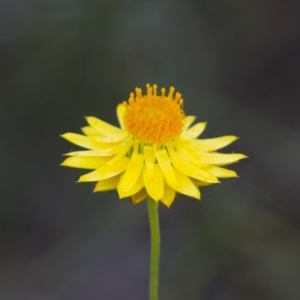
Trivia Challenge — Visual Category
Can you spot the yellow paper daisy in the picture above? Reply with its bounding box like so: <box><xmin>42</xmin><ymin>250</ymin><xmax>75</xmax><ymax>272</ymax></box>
<box><xmin>61</xmin><ymin>84</ymin><xmax>246</xmax><ymax>207</ymax></box>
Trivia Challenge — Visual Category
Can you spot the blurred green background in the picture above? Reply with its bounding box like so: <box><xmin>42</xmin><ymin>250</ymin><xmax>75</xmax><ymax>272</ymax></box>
<box><xmin>1</xmin><ymin>1</ymin><xmax>300</xmax><ymax>299</ymax></box>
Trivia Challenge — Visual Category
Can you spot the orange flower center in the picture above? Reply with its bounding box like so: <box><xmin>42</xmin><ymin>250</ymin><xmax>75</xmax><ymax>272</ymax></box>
<box><xmin>123</xmin><ymin>84</ymin><xmax>185</xmax><ymax>145</ymax></box>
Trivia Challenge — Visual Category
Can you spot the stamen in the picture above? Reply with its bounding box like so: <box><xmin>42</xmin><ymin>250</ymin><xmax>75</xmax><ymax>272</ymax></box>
<box><xmin>175</xmin><ymin>92</ymin><xmax>181</xmax><ymax>103</ymax></box>
<box><xmin>135</xmin><ymin>88</ymin><xmax>142</xmax><ymax>99</ymax></box>
<box><xmin>153</xmin><ymin>84</ymin><xmax>157</xmax><ymax>96</ymax></box>
<box><xmin>168</xmin><ymin>86</ymin><xmax>175</xmax><ymax>98</ymax></box>
<box><xmin>146</xmin><ymin>83</ymin><xmax>153</xmax><ymax>96</ymax></box>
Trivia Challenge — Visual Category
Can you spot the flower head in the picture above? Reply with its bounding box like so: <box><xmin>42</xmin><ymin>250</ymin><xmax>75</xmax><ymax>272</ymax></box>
<box><xmin>61</xmin><ymin>84</ymin><xmax>246</xmax><ymax>207</ymax></box>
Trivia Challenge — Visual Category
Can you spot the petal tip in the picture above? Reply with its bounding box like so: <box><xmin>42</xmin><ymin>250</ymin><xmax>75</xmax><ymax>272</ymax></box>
<box><xmin>240</xmin><ymin>154</ymin><xmax>248</xmax><ymax>160</ymax></box>
<box><xmin>77</xmin><ymin>176</ymin><xmax>85</xmax><ymax>182</ymax></box>
<box><xmin>60</xmin><ymin>133</ymin><xmax>69</xmax><ymax>139</ymax></box>
<box><xmin>162</xmin><ymin>202</ymin><xmax>171</xmax><ymax>208</ymax></box>
<box><xmin>230</xmin><ymin>136</ymin><xmax>239</xmax><ymax>142</ymax></box>
<box><xmin>85</xmin><ymin>116</ymin><xmax>96</xmax><ymax>122</ymax></box>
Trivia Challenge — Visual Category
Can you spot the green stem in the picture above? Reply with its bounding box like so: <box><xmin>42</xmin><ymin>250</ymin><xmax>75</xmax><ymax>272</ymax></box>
<box><xmin>147</xmin><ymin>198</ymin><xmax>160</xmax><ymax>300</ymax></box>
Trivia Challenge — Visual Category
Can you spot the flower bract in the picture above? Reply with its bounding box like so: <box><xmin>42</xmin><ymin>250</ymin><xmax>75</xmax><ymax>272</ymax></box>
<box><xmin>61</xmin><ymin>84</ymin><xmax>247</xmax><ymax>207</ymax></box>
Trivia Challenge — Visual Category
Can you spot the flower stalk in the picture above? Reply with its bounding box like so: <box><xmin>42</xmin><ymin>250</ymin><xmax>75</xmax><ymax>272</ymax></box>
<box><xmin>147</xmin><ymin>198</ymin><xmax>160</xmax><ymax>300</ymax></box>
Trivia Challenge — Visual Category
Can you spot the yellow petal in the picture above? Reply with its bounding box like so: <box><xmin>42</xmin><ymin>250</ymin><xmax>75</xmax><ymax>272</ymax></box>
<box><xmin>93</xmin><ymin>175</ymin><xmax>121</xmax><ymax>192</ymax></box>
<box><xmin>156</xmin><ymin>149</ymin><xmax>178</xmax><ymax>187</ymax></box>
<box><xmin>117</xmin><ymin>172</ymin><xmax>144</xmax><ymax>198</ymax></box>
<box><xmin>94</xmin><ymin>131</ymin><xmax>128</xmax><ymax>143</ymax></box>
<box><xmin>65</xmin><ymin>143</ymin><xmax>127</xmax><ymax>157</ymax></box>
<box><xmin>81</xmin><ymin>126</ymin><xmax>100</xmax><ymax>137</ymax></box>
<box><xmin>193</xmin><ymin>180</ymin><xmax>213</xmax><ymax>187</ymax></box>
<box><xmin>180</xmin><ymin>122</ymin><xmax>207</xmax><ymax>140</ymax></box>
<box><xmin>85</xmin><ymin>116</ymin><xmax>128</xmax><ymax>142</ymax></box>
<box><xmin>144</xmin><ymin>145</ymin><xmax>155</xmax><ymax>179</ymax></box>
<box><xmin>193</xmin><ymin>152</ymin><xmax>247</xmax><ymax>166</ymax></box>
<box><xmin>62</xmin><ymin>132</ymin><xmax>123</xmax><ymax>150</ymax></box>
<box><xmin>131</xmin><ymin>188</ymin><xmax>148</xmax><ymax>204</ymax></box>
<box><xmin>105</xmin><ymin>140</ymin><xmax>133</xmax><ymax>166</ymax></box>
<box><xmin>143</xmin><ymin>164</ymin><xmax>164</xmax><ymax>201</ymax></box>
<box><xmin>183</xmin><ymin>116</ymin><xmax>196</xmax><ymax>130</ymax></box>
<box><xmin>171</xmin><ymin>167</ymin><xmax>200</xmax><ymax>199</ymax></box>
<box><xmin>85</xmin><ymin>116</ymin><xmax>121</xmax><ymax>134</ymax></box>
<box><xmin>61</xmin><ymin>156</ymin><xmax>104</xmax><ymax>169</ymax></box>
<box><xmin>204</xmin><ymin>166</ymin><xmax>238</xmax><ymax>178</ymax></box>
<box><xmin>78</xmin><ymin>156</ymin><xmax>129</xmax><ymax>182</ymax></box>
<box><xmin>175</xmin><ymin>140</ymin><xmax>208</xmax><ymax>168</ymax></box>
<box><xmin>117</xmin><ymin>103</ymin><xmax>126</xmax><ymax>129</ymax></box>
<box><xmin>167</xmin><ymin>144</ymin><xmax>219</xmax><ymax>183</ymax></box>
<box><xmin>61</xmin><ymin>133</ymin><xmax>101</xmax><ymax>150</ymax></box>
<box><xmin>188</xmin><ymin>136</ymin><xmax>238</xmax><ymax>152</ymax></box>
<box><xmin>160</xmin><ymin>183</ymin><xmax>176</xmax><ymax>207</ymax></box>
<box><xmin>117</xmin><ymin>153</ymin><xmax>144</xmax><ymax>194</ymax></box>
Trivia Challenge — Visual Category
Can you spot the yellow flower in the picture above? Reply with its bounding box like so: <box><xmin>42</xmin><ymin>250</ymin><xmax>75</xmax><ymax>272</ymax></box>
<box><xmin>61</xmin><ymin>84</ymin><xmax>246</xmax><ymax>207</ymax></box>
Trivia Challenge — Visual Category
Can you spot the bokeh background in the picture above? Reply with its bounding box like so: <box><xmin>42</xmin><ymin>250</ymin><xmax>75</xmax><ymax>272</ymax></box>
<box><xmin>1</xmin><ymin>1</ymin><xmax>300</xmax><ymax>299</ymax></box>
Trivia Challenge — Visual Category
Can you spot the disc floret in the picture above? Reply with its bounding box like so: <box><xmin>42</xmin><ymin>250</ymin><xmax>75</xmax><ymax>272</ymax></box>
<box><xmin>123</xmin><ymin>84</ymin><xmax>185</xmax><ymax>145</ymax></box>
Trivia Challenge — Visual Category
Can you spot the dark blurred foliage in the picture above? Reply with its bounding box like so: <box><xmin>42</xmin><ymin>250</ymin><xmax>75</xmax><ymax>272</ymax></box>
<box><xmin>1</xmin><ymin>1</ymin><xmax>300</xmax><ymax>299</ymax></box>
